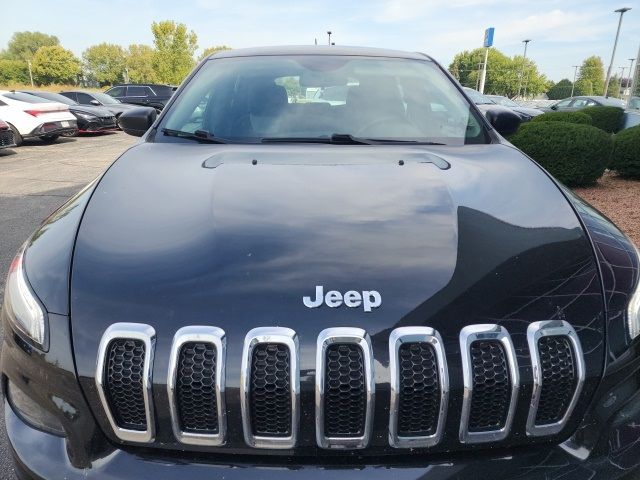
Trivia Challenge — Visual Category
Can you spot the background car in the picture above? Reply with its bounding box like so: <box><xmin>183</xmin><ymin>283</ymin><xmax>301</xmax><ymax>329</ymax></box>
<box><xmin>104</xmin><ymin>84</ymin><xmax>175</xmax><ymax>111</ymax></box>
<box><xmin>546</xmin><ymin>95</ymin><xmax>626</xmax><ymax>112</ymax></box>
<box><xmin>59</xmin><ymin>90</ymin><xmax>140</xmax><ymax>123</ymax></box>
<box><xmin>462</xmin><ymin>87</ymin><xmax>528</xmax><ymax>123</ymax></box>
<box><xmin>20</xmin><ymin>90</ymin><xmax>117</xmax><ymax>134</ymax></box>
<box><xmin>628</xmin><ymin>96</ymin><xmax>640</xmax><ymax>110</ymax></box>
<box><xmin>0</xmin><ymin>118</ymin><xmax>16</xmax><ymax>149</ymax></box>
<box><xmin>485</xmin><ymin>94</ymin><xmax>544</xmax><ymax>119</ymax></box>
<box><xmin>0</xmin><ymin>90</ymin><xmax>77</xmax><ymax>146</ymax></box>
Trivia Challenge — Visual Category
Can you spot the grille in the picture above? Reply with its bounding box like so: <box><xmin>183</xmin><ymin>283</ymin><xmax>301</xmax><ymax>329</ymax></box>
<box><xmin>397</xmin><ymin>342</ymin><xmax>440</xmax><ymax>436</ymax></box>
<box><xmin>535</xmin><ymin>335</ymin><xmax>577</xmax><ymax>425</ymax></box>
<box><xmin>0</xmin><ymin>130</ymin><xmax>14</xmax><ymax>147</ymax></box>
<box><xmin>250</xmin><ymin>343</ymin><xmax>291</xmax><ymax>436</ymax></box>
<box><xmin>324</xmin><ymin>344</ymin><xmax>366</xmax><ymax>437</ymax></box>
<box><xmin>176</xmin><ymin>342</ymin><xmax>218</xmax><ymax>434</ymax></box>
<box><xmin>468</xmin><ymin>340</ymin><xmax>511</xmax><ymax>432</ymax></box>
<box><xmin>105</xmin><ymin>339</ymin><xmax>147</xmax><ymax>430</ymax></box>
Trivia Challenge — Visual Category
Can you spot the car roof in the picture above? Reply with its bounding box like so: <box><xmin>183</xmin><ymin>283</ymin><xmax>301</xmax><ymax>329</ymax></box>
<box><xmin>60</xmin><ymin>90</ymin><xmax>95</xmax><ymax>94</ymax></box>
<box><xmin>206</xmin><ymin>45</ymin><xmax>432</xmax><ymax>61</ymax></box>
<box><xmin>109</xmin><ymin>84</ymin><xmax>174</xmax><ymax>88</ymax></box>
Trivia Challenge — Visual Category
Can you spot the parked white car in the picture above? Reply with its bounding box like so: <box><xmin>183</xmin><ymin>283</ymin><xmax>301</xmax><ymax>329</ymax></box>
<box><xmin>0</xmin><ymin>90</ymin><xmax>77</xmax><ymax>146</ymax></box>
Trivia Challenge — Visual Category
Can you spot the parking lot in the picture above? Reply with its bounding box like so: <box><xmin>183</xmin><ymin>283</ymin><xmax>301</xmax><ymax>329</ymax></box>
<box><xmin>0</xmin><ymin>132</ymin><xmax>137</xmax><ymax>479</ymax></box>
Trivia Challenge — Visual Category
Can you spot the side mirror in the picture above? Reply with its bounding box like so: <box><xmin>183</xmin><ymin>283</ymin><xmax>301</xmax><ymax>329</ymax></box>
<box><xmin>550</xmin><ymin>104</ymin><xmax>558</xmax><ymax>110</ymax></box>
<box><xmin>90</xmin><ymin>99</ymin><xmax>101</xmax><ymax>106</ymax></box>
<box><xmin>485</xmin><ymin>108</ymin><xmax>521</xmax><ymax>137</ymax></box>
<box><xmin>119</xmin><ymin>107</ymin><xmax>157</xmax><ymax>137</ymax></box>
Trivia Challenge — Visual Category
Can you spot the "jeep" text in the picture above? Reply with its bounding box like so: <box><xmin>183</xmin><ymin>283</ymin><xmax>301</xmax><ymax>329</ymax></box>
<box><xmin>303</xmin><ymin>286</ymin><xmax>382</xmax><ymax>312</ymax></box>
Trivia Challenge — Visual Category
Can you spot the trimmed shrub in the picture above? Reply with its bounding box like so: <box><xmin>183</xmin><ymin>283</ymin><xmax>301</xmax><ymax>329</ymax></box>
<box><xmin>531</xmin><ymin>111</ymin><xmax>592</xmax><ymax>125</ymax></box>
<box><xmin>581</xmin><ymin>106</ymin><xmax>624</xmax><ymax>133</ymax></box>
<box><xmin>509</xmin><ymin>122</ymin><xmax>613</xmax><ymax>186</ymax></box>
<box><xmin>611</xmin><ymin>126</ymin><xmax>640</xmax><ymax>178</ymax></box>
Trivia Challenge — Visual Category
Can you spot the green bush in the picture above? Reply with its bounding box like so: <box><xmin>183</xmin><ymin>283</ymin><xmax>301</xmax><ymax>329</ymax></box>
<box><xmin>580</xmin><ymin>106</ymin><xmax>624</xmax><ymax>133</ymax></box>
<box><xmin>531</xmin><ymin>111</ymin><xmax>592</xmax><ymax>125</ymax></box>
<box><xmin>509</xmin><ymin>122</ymin><xmax>613</xmax><ymax>186</ymax></box>
<box><xmin>611</xmin><ymin>126</ymin><xmax>640</xmax><ymax>178</ymax></box>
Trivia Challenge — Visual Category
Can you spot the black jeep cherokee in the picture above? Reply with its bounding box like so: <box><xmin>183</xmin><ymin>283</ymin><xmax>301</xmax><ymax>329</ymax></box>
<box><xmin>104</xmin><ymin>83</ymin><xmax>175</xmax><ymax>111</ymax></box>
<box><xmin>3</xmin><ymin>46</ymin><xmax>640</xmax><ymax>480</ymax></box>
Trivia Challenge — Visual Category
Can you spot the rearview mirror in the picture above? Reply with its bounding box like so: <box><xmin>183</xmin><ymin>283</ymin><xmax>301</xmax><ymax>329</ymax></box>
<box><xmin>485</xmin><ymin>108</ymin><xmax>521</xmax><ymax>137</ymax></box>
<box><xmin>90</xmin><ymin>99</ymin><xmax>101</xmax><ymax>106</ymax></box>
<box><xmin>119</xmin><ymin>107</ymin><xmax>157</xmax><ymax>137</ymax></box>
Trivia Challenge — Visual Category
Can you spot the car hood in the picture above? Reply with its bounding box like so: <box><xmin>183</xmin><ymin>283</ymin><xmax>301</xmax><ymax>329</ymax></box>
<box><xmin>512</xmin><ymin>106</ymin><xmax>544</xmax><ymax>117</ymax></box>
<box><xmin>69</xmin><ymin>142</ymin><xmax>605</xmax><ymax>452</ymax></box>
<box><xmin>69</xmin><ymin>104</ymin><xmax>113</xmax><ymax>117</ymax></box>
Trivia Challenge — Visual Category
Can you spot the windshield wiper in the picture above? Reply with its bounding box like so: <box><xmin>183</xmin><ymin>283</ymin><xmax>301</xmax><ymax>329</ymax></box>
<box><xmin>162</xmin><ymin>128</ymin><xmax>229</xmax><ymax>144</ymax></box>
<box><xmin>261</xmin><ymin>134</ymin><xmax>374</xmax><ymax>145</ymax></box>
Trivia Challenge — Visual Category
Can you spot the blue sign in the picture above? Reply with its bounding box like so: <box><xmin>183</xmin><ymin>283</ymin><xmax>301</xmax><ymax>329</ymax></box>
<box><xmin>484</xmin><ymin>27</ymin><xmax>495</xmax><ymax>47</ymax></box>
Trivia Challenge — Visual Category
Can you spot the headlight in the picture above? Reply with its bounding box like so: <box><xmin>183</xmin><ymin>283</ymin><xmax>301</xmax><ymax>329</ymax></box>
<box><xmin>3</xmin><ymin>246</ymin><xmax>48</xmax><ymax>350</ymax></box>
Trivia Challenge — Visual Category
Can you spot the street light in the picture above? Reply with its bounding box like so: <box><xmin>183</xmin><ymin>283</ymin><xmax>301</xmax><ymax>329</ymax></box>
<box><xmin>516</xmin><ymin>39</ymin><xmax>531</xmax><ymax>98</ymax></box>
<box><xmin>603</xmin><ymin>7</ymin><xmax>631</xmax><ymax>96</ymax></box>
<box><xmin>327</xmin><ymin>31</ymin><xmax>332</xmax><ymax>46</ymax></box>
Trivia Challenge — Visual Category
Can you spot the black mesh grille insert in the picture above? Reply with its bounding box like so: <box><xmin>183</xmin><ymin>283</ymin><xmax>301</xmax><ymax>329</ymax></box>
<box><xmin>397</xmin><ymin>342</ymin><xmax>440</xmax><ymax>436</ymax></box>
<box><xmin>105</xmin><ymin>339</ymin><xmax>147</xmax><ymax>431</ymax></box>
<box><xmin>324</xmin><ymin>344</ymin><xmax>366</xmax><ymax>437</ymax></box>
<box><xmin>177</xmin><ymin>342</ymin><xmax>218</xmax><ymax>434</ymax></box>
<box><xmin>468</xmin><ymin>340</ymin><xmax>511</xmax><ymax>432</ymax></box>
<box><xmin>250</xmin><ymin>343</ymin><xmax>291</xmax><ymax>436</ymax></box>
<box><xmin>535</xmin><ymin>335</ymin><xmax>577</xmax><ymax>425</ymax></box>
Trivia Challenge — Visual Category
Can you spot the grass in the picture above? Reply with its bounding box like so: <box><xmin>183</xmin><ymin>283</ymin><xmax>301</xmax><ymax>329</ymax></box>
<box><xmin>0</xmin><ymin>82</ymin><xmax>104</xmax><ymax>93</ymax></box>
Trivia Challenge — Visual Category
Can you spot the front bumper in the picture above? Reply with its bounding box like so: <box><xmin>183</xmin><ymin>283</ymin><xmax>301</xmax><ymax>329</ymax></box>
<box><xmin>6</xmin><ymin>397</ymin><xmax>640</xmax><ymax>480</ymax></box>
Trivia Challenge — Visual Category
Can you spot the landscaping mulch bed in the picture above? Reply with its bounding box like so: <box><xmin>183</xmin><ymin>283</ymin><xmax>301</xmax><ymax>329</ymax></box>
<box><xmin>573</xmin><ymin>171</ymin><xmax>640</xmax><ymax>246</ymax></box>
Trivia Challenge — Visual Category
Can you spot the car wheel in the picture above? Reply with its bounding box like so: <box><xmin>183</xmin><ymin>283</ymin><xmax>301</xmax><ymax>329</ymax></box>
<box><xmin>61</xmin><ymin>129</ymin><xmax>78</xmax><ymax>138</ymax></box>
<box><xmin>8</xmin><ymin>124</ymin><xmax>23</xmax><ymax>147</ymax></box>
<box><xmin>39</xmin><ymin>134</ymin><xmax>60</xmax><ymax>143</ymax></box>
<box><xmin>116</xmin><ymin>114</ymin><xmax>123</xmax><ymax>130</ymax></box>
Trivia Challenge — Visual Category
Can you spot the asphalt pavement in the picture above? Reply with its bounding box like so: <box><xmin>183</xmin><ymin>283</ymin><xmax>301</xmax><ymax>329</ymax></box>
<box><xmin>0</xmin><ymin>131</ymin><xmax>137</xmax><ymax>479</ymax></box>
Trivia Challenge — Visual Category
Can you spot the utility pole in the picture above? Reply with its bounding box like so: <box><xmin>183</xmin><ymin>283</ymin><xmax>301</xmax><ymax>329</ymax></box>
<box><xmin>628</xmin><ymin>57</ymin><xmax>636</xmax><ymax>101</ymax></box>
<box><xmin>327</xmin><ymin>31</ymin><xmax>332</xmax><ymax>46</ymax></box>
<box><xmin>629</xmin><ymin>44</ymin><xmax>640</xmax><ymax>106</ymax></box>
<box><xmin>27</xmin><ymin>60</ymin><xmax>34</xmax><ymax>87</ymax></box>
<box><xmin>604</xmin><ymin>7</ymin><xmax>631</xmax><ymax>96</ymax></box>
<box><xmin>516</xmin><ymin>39</ymin><xmax>531</xmax><ymax>99</ymax></box>
<box><xmin>570</xmin><ymin>65</ymin><xmax>579</xmax><ymax>97</ymax></box>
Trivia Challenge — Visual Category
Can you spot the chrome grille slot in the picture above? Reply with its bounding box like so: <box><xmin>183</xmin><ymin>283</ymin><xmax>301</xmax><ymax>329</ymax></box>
<box><xmin>96</xmin><ymin>323</ymin><xmax>156</xmax><ymax>443</ymax></box>
<box><xmin>459</xmin><ymin>324</ymin><xmax>519</xmax><ymax>444</ymax></box>
<box><xmin>240</xmin><ymin>327</ymin><xmax>299</xmax><ymax>449</ymax></box>
<box><xmin>526</xmin><ymin>320</ymin><xmax>585</xmax><ymax>437</ymax></box>
<box><xmin>389</xmin><ymin>327</ymin><xmax>449</xmax><ymax>448</ymax></box>
<box><xmin>167</xmin><ymin>326</ymin><xmax>226</xmax><ymax>446</ymax></box>
<box><xmin>316</xmin><ymin>328</ymin><xmax>374</xmax><ymax>449</ymax></box>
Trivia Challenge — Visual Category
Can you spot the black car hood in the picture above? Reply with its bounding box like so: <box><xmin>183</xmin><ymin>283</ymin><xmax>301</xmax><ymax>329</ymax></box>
<box><xmin>69</xmin><ymin>104</ymin><xmax>113</xmax><ymax>117</ymax></box>
<box><xmin>512</xmin><ymin>106</ymin><xmax>544</xmax><ymax>117</ymax></box>
<box><xmin>70</xmin><ymin>142</ymin><xmax>605</xmax><ymax>453</ymax></box>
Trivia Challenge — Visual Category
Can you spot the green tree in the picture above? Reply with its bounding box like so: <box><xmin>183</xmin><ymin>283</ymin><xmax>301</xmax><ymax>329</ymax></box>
<box><xmin>607</xmin><ymin>75</ymin><xmax>621</xmax><ymax>98</ymax></box>
<box><xmin>31</xmin><ymin>45</ymin><xmax>81</xmax><ymax>85</ymax></box>
<box><xmin>83</xmin><ymin>43</ymin><xmax>127</xmax><ymax>86</ymax></box>
<box><xmin>151</xmin><ymin>20</ymin><xmax>198</xmax><ymax>84</ymax></box>
<box><xmin>5</xmin><ymin>31</ymin><xmax>59</xmax><ymax>61</ymax></box>
<box><xmin>126</xmin><ymin>44</ymin><xmax>158</xmax><ymax>83</ymax></box>
<box><xmin>449</xmin><ymin>48</ymin><xmax>548</xmax><ymax>97</ymax></box>
<box><xmin>547</xmin><ymin>79</ymin><xmax>574</xmax><ymax>100</ymax></box>
<box><xmin>199</xmin><ymin>45</ymin><xmax>232</xmax><ymax>61</ymax></box>
<box><xmin>574</xmin><ymin>56</ymin><xmax>604</xmax><ymax>96</ymax></box>
<box><xmin>0</xmin><ymin>59</ymin><xmax>30</xmax><ymax>84</ymax></box>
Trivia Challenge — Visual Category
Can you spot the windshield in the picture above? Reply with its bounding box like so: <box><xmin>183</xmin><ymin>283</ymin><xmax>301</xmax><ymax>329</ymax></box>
<box><xmin>92</xmin><ymin>92</ymin><xmax>121</xmax><ymax>104</ymax></box>
<box><xmin>488</xmin><ymin>95</ymin><xmax>520</xmax><ymax>108</ymax></box>
<box><xmin>159</xmin><ymin>55</ymin><xmax>488</xmax><ymax>145</ymax></box>
<box><xmin>462</xmin><ymin>87</ymin><xmax>494</xmax><ymax>105</ymax></box>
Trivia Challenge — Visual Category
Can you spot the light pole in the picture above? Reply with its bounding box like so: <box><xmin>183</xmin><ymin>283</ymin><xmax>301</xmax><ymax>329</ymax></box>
<box><xmin>603</xmin><ymin>7</ymin><xmax>631</xmax><ymax>96</ymax></box>
<box><xmin>327</xmin><ymin>31</ymin><xmax>332</xmax><ymax>46</ymax></box>
<box><xmin>27</xmin><ymin>60</ymin><xmax>34</xmax><ymax>87</ymax></box>
<box><xmin>516</xmin><ymin>39</ymin><xmax>531</xmax><ymax>99</ymax></box>
<box><xmin>629</xmin><ymin>45</ymin><xmax>640</xmax><ymax>106</ymax></box>
<box><xmin>570</xmin><ymin>65</ymin><xmax>579</xmax><ymax>97</ymax></box>
<box><xmin>629</xmin><ymin>57</ymin><xmax>636</xmax><ymax>99</ymax></box>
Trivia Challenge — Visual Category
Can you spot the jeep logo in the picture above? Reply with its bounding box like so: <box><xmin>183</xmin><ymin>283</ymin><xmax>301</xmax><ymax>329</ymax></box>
<box><xmin>303</xmin><ymin>286</ymin><xmax>381</xmax><ymax>312</ymax></box>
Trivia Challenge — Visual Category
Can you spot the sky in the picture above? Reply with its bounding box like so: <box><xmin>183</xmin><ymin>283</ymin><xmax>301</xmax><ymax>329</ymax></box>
<box><xmin>2</xmin><ymin>0</ymin><xmax>639</xmax><ymax>82</ymax></box>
